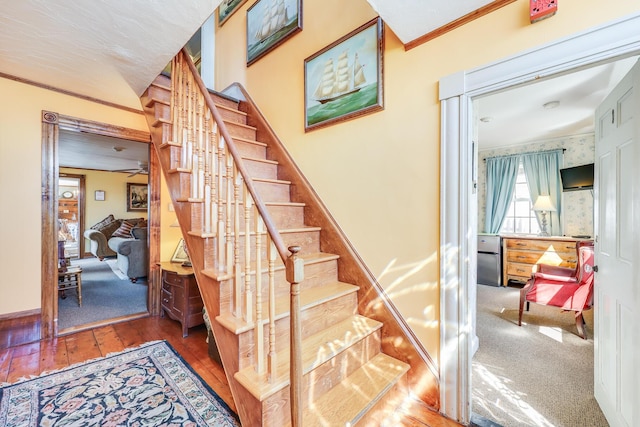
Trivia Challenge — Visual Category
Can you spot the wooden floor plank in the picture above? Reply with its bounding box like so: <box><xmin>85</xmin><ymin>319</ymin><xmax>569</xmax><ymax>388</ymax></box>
<box><xmin>65</xmin><ymin>330</ymin><xmax>101</xmax><ymax>365</ymax></box>
<box><xmin>0</xmin><ymin>347</ymin><xmax>14</xmax><ymax>382</ymax></box>
<box><xmin>93</xmin><ymin>325</ymin><xmax>125</xmax><ymax>355</ymax></box>
<box><xmin>6</xmin><ymin>350</ymin><xmax>40</xmax><ymax>383</ymax></box>
<box><xmin>39</xmin><ymin>338</ymin><xmax>69</xmax><ymax>373</ymax></box>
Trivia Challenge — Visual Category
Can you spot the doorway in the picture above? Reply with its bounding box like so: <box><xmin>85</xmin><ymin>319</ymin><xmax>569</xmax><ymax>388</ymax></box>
<box><xmin>58</xmin><ymin>173</ymin><xmax>85</xmax><ymax>260</ymax></box>
<box><xmin>438</xmin><ymin>13</ymin><xmax>640</xmax><ymax>425</ymax></box>
<box><xmin>41</xmin><ymin>111</ymin><xmax>160</xmax><ymax>339</ymax></box>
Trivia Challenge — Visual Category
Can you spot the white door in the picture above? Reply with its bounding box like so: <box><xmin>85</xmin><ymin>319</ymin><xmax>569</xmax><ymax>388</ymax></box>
<box><xmin>594</xmin><ymin>59</ymin><xmax>639</xmax><ymax>427</ymax></box>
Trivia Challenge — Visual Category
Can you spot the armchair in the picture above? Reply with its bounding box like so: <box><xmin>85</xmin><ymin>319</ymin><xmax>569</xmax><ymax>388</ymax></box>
<box><xmin>518</xmin><ymin>241</ymin><xmax>595</xmax><ymax>339</ymax></box>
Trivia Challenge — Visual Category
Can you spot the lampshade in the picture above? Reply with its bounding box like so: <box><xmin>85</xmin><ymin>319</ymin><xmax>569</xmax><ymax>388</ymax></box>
<box><xmin>533</xmin><ymin>195</ymin><xmax>556</xmax><ymax>212</ymax></box>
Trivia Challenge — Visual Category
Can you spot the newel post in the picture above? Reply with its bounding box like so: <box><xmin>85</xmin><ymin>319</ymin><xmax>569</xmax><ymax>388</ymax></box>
<box><xmin>286</xmin><ymin>246</ymin><xmax>304</xmax><ymax>427</ymax></box>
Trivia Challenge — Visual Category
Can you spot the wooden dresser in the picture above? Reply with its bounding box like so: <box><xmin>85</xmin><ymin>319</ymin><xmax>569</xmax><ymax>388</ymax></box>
<box><xmin>501</xmin><ymin>236</ymin><xmax>589</xmax><ymax>286</ymax></box>
<box><xmin>160</xmin><ymin>262</ymin><xmax>204</xmax><ymax>337</ymax></box>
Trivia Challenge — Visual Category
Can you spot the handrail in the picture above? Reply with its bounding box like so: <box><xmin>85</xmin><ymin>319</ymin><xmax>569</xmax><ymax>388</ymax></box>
<box><xmin>180</xmin><ymin>47</ymin><xmax>290</xmax><ymax>263</ymax></box>
<box><xmin>176</xmin><ymin>49</ymin><xmax>304</xmax><ymax>426</ymax></box>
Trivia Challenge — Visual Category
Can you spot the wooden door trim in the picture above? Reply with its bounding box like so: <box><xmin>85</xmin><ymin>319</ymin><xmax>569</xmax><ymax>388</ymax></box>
<box><xmin>58</xmin><ymin>172</ymin><xmax>86</xmax><ymax>258</ymax></box>
<box><xmin>41</xmin><ymin>111</ymin><xmax>156</xmax><ymax>339</ymax></box>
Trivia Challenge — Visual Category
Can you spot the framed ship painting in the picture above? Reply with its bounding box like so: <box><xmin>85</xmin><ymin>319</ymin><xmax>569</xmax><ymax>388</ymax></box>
<box><xmin>218</xmin><ymin>0</ymin><xmax>248</xmax><ymax>26</ymax></box>
<box><xmin>246</xmin><ymin>0</ymin><xmax>302</xmax><ymax>66</ymax></box>
<box><xmin>304</xmin><ymin>17</ymin><xmax>384</xmax><ymax>132</ymax></box>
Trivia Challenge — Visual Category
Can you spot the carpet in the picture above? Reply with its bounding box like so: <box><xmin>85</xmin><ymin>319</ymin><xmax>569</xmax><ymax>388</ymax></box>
<box><xmin>0</xmin><ymin>341</ymin><xmax>240</xmax><ymax>427</ymax></box>
<box><xmin>105</xmin><ymin>258</ymin><xmax>128</xmax><ymax>280</ymax></box>
<box><xmin>472</xmin><ymin>284</ymin><xmax>608</xmax><ymax>427</ymax></box>
<box><xmin>58</xmin><ymin>258</ymin><xmax>148</xmax><ymax>330</ymax></box>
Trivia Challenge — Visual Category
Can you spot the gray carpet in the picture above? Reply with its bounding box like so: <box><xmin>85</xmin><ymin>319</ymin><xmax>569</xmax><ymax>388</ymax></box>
<box><xmin>58</xmin><ymin>257</ymin><xmax>148</xmax><ymax>330</ymax></box>
<box><xmin>473</xmin><ymin>284</ymin><xmax>608</xmax><ymax>427</ymax></box>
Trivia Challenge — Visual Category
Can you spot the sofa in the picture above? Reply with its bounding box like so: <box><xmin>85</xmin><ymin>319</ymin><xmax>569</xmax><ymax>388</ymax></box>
<box><xmin>84</xmin><ymin>215</ymin><xmax>148</xmax><ymax>282</ymax></box>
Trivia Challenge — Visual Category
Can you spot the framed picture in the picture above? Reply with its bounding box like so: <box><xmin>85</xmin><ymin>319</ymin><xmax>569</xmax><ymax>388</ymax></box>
<box><xmin>126</xmin><ymin>183</ymin><xmax>148</xmax><ymax>212</ymax></box>
<box><xmin>171</xmin><ymin>238</ymin><xmax>191</xmax><ymax>265</ymax></box>
<box><xmin>95</xmin><ymin>190</ymin><xmax>105</xmax><ymax>201</ymax></box>
<box><xmin>218</xmin><ymin>0</ymin><xmax>248</xmax><ymax>26</ymax></box>
<box><xmin>304</xmin><ymin>17</ymin><xmax>384</xmax><ymax>132</ymax></box>
<box><xmin>246</xmin><ymin>0</ymin><xmax>302</xmax><ymax>66</ymax></box>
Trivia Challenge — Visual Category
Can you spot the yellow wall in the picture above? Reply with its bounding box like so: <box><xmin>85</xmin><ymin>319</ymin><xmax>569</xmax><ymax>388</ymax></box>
<box><xmin>214</xmin><ymin>0</ymin><xmax>639</xmax><ymax>362</ymax></box>
<box><xmin>0</xmin><ymin>78</ymin><xmax>148</xmax><ymax>315</ymax></box>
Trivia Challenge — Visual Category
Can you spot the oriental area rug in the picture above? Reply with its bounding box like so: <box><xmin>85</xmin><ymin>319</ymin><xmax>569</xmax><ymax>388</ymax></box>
<box><xmin>0</xmin><ymin>341</ymin><xmax>240</xmax><ymax>427</ymax></box>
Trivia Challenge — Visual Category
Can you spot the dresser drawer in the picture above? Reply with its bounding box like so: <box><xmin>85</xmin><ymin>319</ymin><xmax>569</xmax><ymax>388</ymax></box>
<box><xmin>507</xmin><ymin>262</ymin><xmax>534</xmax><ymax>278</ymax></box>
<box><xmin>507</xmin><ymin>249</ymin><xmax>577</xmax><ymax>267</ymax></box>
<box><xmin>505</xmin><ymin>239</ymin><xmax>576</xmax><ymax>253</ymax></box>
<box><xmin>163</xmin><ymin>270</ymin><xmax>184</xmax><ymax>286</ymax></box>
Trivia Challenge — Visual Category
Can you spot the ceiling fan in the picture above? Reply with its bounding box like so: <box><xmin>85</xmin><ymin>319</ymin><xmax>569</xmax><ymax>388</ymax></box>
<box><xmin>111</xmin><ymin>160</ymin><xmax>149</xmax><ymax>177</ymax></box>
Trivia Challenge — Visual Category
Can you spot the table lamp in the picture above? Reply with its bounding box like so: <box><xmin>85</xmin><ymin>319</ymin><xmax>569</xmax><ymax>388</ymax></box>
<box><xmin>533</xmin><ymin>195</ymin><xmax>556</xmax><ymax>236</ymax></box>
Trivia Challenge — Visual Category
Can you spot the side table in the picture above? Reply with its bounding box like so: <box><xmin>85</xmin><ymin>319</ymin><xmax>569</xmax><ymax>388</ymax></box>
<box><xmin>58</xmin><ymin>267</ymin><xmax>82</xmax><ymax>306</ymax></box>
<box><xmin>160</xmin><ymin>262</ymin><xmax>204</xmax><ymax>337</ymax></box>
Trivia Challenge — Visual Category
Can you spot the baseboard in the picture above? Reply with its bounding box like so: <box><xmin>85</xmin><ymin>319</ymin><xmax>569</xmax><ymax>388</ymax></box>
<box><xmin>0</xmin><ymin>309</ymin><xmax>42</xmax><ymax>349</ymax></box>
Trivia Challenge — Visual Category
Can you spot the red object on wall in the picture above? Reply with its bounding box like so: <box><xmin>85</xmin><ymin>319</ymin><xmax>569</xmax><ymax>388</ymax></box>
<box><xmin>530</xmin><ymin>0</ymin><xmax>557</xmax><ymax>23</ymax></box>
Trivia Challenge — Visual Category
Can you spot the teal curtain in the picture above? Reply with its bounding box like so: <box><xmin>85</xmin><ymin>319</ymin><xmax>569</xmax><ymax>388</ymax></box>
<box><xmin>485</xmin><ymin>156</ymin><xmax>519</xmax><ymax>233</ymax></box>
<box><xmin>522</xmin><ymin>150</ymin><xmax>563</xmax><ymax>236</ymax></box>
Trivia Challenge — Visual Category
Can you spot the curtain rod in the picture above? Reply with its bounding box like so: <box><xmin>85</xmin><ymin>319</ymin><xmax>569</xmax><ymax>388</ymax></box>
<box><xmin>482</xmin><ymin>148</ymin><xmax>565</xmax><ymax>162</ymax></box>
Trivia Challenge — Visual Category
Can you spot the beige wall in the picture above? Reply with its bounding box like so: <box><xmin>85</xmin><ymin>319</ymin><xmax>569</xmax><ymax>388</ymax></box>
<box><xmin>0</xmin><ymin>78</ymin><xmax>148</xmax><ymax>315</ymax></box>
<box><xmin>214</xmin><ymin>0</ymin><xmax>639</xmax><ymax>362</ymax></box>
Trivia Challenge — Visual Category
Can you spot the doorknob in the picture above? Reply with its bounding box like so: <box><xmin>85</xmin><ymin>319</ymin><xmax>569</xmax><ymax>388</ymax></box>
<box><xmin>593</xmin><ymin>265</ymin><xmax>598</xmax><ymax>272</ymax></box>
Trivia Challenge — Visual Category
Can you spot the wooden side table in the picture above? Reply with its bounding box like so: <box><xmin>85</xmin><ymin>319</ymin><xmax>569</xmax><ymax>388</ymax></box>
<box><xmin>58</xmin><ymin>267</ymin><xmax>82</xmax><ymax>306</ymax></box>
<box><xmin>160</xmin><ymin>262</ymin><xmax>204</xmax><ymax>337</ymax></box>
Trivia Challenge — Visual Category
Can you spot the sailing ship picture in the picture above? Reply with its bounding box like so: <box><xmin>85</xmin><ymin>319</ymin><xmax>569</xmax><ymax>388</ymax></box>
<box><xmin>218</xmin><ymin>0</ymin><xmax>247</xmax><ymax>26</ymax></box>
<box><xmin>246</xmin><ymin>0</ymin><xmax>301</xmax><ymax>65</ymax></box>
<box><xmin>305</xmin><ymin>18</ymin><xmax>384</xmax><ymax>131</ymax></box>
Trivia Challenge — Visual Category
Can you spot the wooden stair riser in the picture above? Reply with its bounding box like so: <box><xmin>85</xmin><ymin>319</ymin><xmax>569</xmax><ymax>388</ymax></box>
<box><xmin>199</xmin><ymin>229</ymin><xmax>321</xmax><ymax>267</ymax></box>
<box><xmin>216</xmin><ymin>106</ymin><xmax>248</xmax><ymax>125</ymax></box>
<box><xmin>145</xmin><ymin>82</ymin><xmax>171</xmax><ymax>106</ymax></box>
<box><xmin>224</xmin><ymin>121</ymin><xmax>257</xmax><ymax>140</ymax></box>
<box><xmin>261</xmin><ymin>332</ymin><xmax>382</xmax><ymax>427</ymax></box>
<box><xmin>254</xmin><ymin>180</ymin><xmax>291</xmax><ymax>203</ymax></box>
<box><xmin>241</xmin><ymin>158</ymin><xmax>279</xmax><ymax>180</ymax></box>
<box><xmin>153</xmin><ymin>102</ymin><xmax>171</xmax><ymax>122</ymax></box>
<box><xmin>236</xmin><ymin>292</ymin><xmax>359</xmax><ymax>371</ymax></box>
<box><xmin>232</xmin><ymin>138</ymin><xmax>268</xmax><ymax>159</ymax></box>
<box><xmin>214</xmin><ymin>259</ymin><xmax>340</xmax><ymax>315</ymax></box>
<box><xmin>186</xmin><ymin>201</ymin><xmax>305</xmax><ymax>233</ymax></box>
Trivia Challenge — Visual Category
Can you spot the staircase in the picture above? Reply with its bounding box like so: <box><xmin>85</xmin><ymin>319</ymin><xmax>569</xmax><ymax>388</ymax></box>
<box><xmin>140</xmin><ymin>49</ymin><xmax>441</xmax><ymax>426</ymax></box>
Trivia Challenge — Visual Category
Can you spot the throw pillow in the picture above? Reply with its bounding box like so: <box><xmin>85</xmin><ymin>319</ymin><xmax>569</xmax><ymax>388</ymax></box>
<box><xmin>131</xmin><ymin>227</ymin><xmax>147</xmax><ymax>240</ymax></box>
<box><xmin>90</xmin><ymin>214</ymin><xmax>115</xmax><ymax>230</ymax></box>
<box><xmin>112</xmin><ymin>221</ymin><xmax>135</xmax><ymax>238</ymax></box>
<box><xmin>99</xmin><ymin>220</ymin><xmax>122</xmax><ymax>239</ymax></box>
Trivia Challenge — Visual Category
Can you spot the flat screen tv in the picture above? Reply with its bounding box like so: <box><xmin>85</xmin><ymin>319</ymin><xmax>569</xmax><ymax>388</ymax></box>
<box><xmin>560</xmin><ymin>163</ymin><xmax>594</xmax><ymax>192</ymax></box>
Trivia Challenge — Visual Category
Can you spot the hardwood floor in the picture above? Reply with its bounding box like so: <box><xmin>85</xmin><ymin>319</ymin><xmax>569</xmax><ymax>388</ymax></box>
<box><xmin>0</xmin><ymin>316</ymin><xmax>236</xmax><ymax>414</ymax></box>
<box><xmin>0</xmin><ymin>315</ymin><xmax>461</xmax><ymax>426</ymax></box>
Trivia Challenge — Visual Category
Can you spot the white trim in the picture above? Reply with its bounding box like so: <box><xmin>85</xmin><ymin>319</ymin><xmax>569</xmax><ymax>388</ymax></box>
<box><xmin>439</xmin><ymin>11</ymin><xmax>640</xmax><ymax>424</ymax></box>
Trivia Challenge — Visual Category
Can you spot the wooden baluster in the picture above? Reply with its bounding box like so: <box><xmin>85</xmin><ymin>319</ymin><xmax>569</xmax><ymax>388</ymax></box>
<box><xmin>180</xmin><ymin>57</ymin><xmax>189</xmax><ymax>169</ymax></box>
<box><xmin>170</xmin><ymin>57</ymin><xmax>177</xmax><ymax>144</ymax></box>
<box><xmin>233</xmin><ymin>166</ymin><xmax>242</xmax><ymax>317</ymax></box>
<box><xmin>203</xmin><ymin>109</ymin><xmax>212</xmax><ymax>234</ymax></box>
<box><xmin>226</xmin><ymin>153</ymin><xmax>234</xmax><ymax>274</ymax></box>
<box><xmin>217</xmin><ymin>137</ymin><xmax>226</xmax><ymax>271</ymax></box>
<box><xmin>254</xmin><ymin>213</ymin><xmax>264</xmax><ymax>375</ymax></box>
<box><xmin>243</xmin><ymin>187</ymin><xmax>253</xmax><ymax>322</ymax></box>
<box><xmin>267</xmin><ymin>236</ymin><xmax>277</xmax><ymax>382</ymax></box>
<box><xmin>287</xmin><ymin>246</ymin><xmax>304</xmax><ymax>427</ymax></box>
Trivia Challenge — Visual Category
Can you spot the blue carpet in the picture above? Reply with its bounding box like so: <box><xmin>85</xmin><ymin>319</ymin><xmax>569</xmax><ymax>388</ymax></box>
<box><xmin>0</xmin><ymin>341</ymin><xmax>240</xmax><ymax>426</ymax></box>
<box><xmin>58</xmin><ymin>257</ymin><xmax>147</xmax><ymax>329</ymax></box>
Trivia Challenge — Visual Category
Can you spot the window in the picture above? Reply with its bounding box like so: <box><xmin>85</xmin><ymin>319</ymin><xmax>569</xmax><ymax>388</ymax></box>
<box><xmin>500</xmin><ymin>161</ymin><xmax>541</xmax><ymax>234</ymax></box>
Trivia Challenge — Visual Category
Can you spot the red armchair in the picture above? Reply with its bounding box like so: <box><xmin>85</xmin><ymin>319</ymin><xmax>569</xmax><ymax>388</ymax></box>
<box><xmin>518</xmin><ymin>241</ymin><xmax>595</xmax><ymax>339</ymax></box>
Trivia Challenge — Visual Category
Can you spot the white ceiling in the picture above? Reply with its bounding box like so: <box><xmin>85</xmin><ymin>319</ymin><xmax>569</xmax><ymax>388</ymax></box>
<box><xmin>476</xmin><ymin>56</ymin><xmax>639</xmax><ymax>149</ymax></box>
<box><xmin>0</xmin><ymin>0</ymin><xmax>220</xmax><ymax>110</ymax></box>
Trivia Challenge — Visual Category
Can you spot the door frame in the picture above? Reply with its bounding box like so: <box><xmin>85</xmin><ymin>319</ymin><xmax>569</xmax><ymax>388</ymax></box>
<box><xmin>40</xmin><ymin>111</ymin><xmax>158</xmax><ymax>339</ymax></box>
<box><xmin>438</xmin><ymin>12</ymin><xmax>640</xmax><ymax>424</ymax></box>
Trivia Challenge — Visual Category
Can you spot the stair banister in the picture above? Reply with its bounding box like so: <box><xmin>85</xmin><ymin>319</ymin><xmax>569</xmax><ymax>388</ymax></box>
<box><xmin>178</xmin><ymin>48</ymin><xmax>305</xmax><ymax>425</ymax></box>
<box><xmin>180</xmin><ymin>48</ymin><xmax>290</xmax><ymax>262</ymax></box>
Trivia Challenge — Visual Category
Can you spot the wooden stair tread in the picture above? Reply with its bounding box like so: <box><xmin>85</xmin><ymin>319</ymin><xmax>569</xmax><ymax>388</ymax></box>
<box><xmin>234</xmin><ymin>315</ymin><xmax>383</xmax><ymax>400</ymax></box>
<box><xmin>216</xmin><ymin>280</ymin><xmax>357</xmax><ymax>335</ymax></box>
<box><xmin>297</xmin><ymin>353</ymin><xmax>410</xmax><ymax>427</ymax></box>
<box><xmin>254</xmin><ymin>177</ymin><xmax>291</xmax><ymax>185</ymax></box>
